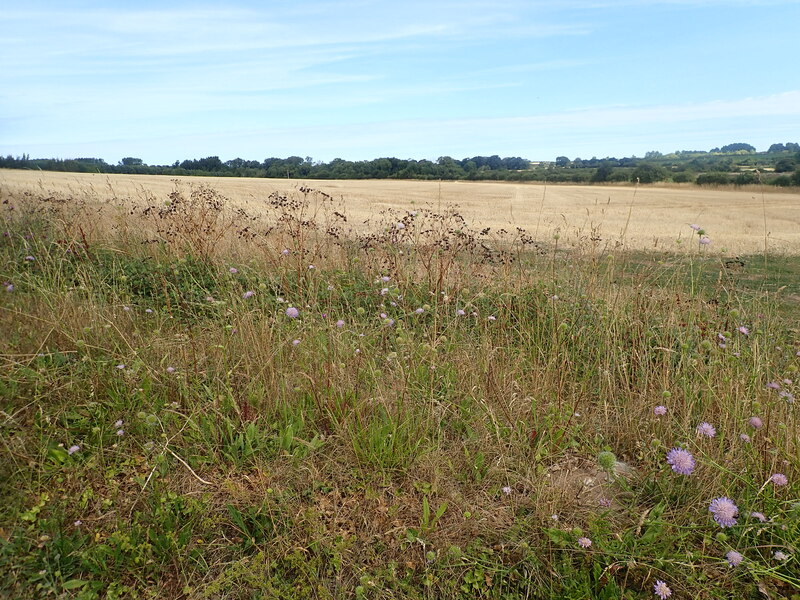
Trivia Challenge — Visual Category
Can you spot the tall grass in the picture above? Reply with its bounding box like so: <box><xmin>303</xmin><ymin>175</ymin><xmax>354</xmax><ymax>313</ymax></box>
<box><xmin>1</xmin><ymin>181</ymin><xmax>797</xmax><ymax>599</ymax></box>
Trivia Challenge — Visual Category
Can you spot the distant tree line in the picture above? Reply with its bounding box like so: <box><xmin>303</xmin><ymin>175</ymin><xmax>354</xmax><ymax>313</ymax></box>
<box><xmin>2</xmin><ymin>142</ymin><xmax>799</xmax><ymax>187</ymax></box>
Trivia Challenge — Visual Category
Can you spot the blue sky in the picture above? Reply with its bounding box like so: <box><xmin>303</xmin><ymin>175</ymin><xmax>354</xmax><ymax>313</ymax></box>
<box><xmin>2</xmin><ymin>0</ymin><xmax>799</xmax><ymax>164</ymax></box>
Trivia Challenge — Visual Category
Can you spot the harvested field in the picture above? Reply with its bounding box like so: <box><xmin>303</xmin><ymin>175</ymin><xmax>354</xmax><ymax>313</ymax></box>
<box><xmin>2</xmin><ymin>169</ymin><xmax>800</xmax><ymax>255</ymax></box>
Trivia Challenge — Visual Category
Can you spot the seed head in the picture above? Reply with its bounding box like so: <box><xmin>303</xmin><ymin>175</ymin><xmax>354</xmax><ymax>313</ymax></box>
<box><xmin>597</xmin><ymin>451</ymin><xmax>617</xmax><ymax>472</ymax></box>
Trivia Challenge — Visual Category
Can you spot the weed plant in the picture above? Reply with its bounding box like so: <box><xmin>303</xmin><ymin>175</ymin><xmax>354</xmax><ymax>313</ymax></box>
<box><xmin>0</xmin><ymin>182</ymin><xmax>798</xmax><ymax>599</ymax></box>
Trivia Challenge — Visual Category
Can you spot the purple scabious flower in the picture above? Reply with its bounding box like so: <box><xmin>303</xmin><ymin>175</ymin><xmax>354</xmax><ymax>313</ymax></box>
<box><xmin>285</xmin><ymin>306</ymin><xmax>299</xmax><ymax>318</ymax></box>
<box><xmin>699</xmin><ymin>236</ymin><xmax>711</xmax><ymax>245</ymax></box>
<box><xmin>653</xmin><ymin>405</ymin><xmax>667</xmax><ymax>416</ymax></box>
<box><xmin>335</xmin><ymin>319</ymin><xmax>345</xmax><ymax>328</ymax></box>
<box><xmin>750</xmin><ymin>511</ymin><xmax>767</xmax><ymax>522</ymax></box>
<box><xmin>653</xmin><ymin>580</ymin><xmax>672</xmax><ymax>599</ymax></box>
<box><xmin>709</xmin><ymin>497</ymin><xmax>739</xmax><ymax>527</ymax></box>
<box><xmin>774</xmin><ymin>551</ymin><xmax>789</xmax><ymax>561</ymax></box>
<box><xmin>696</xmin><ymin>422</ymin><xmax>716</xmax><ymax>438</ymax></box>
<box><xmin>739</xmin><ymin>433</ymin><xmax>751</xmax><ymax>443</ymax></box>
<box><xmin>242</xmin><ymin>290</ymin><xmax>255</xmax><ymax>299</ymax></box>
<box><xmin>765</xmin><ymin>381</ymin><xmax>781</xmax><ymax>390</ymax></box>
<box><xmin>415</xmin><ymin>307</ymin><xmax>425</xmax><ymax>314</ymax></box>
<box><xmin>456</xmin><ymin>309</ymin><xmax>466</xmax><ymax>316</ymax></box>
<box><xmin>748</xmin><ymin>416</ymin><xmax>763</xmax><ymax>429</ymax></box>
<box><xmin>737</xmin><ymin>326</ymin><xmax>749</xmax><ymax>335</ymax></box>
<box><xmin>726</xmin><ymin>550</ymin><xmax>744</xmax><ymax>567</ymax></box>
<box><xmin>166</xmin><ymin>366</ymin><xmax>176</xmax><ymax>373</ymax></box>
<box><xmin>770</xmin><ymin>473</ymin><xmax>788</xmax><ymax>486</ymax></box>
<box><xmin>666</xmin><ymin>448</ymin><xmax>695</xmax><ymax>475</ymax></box>
<box><xmin>229</xmin><ymin>267</ymin><xmax>238</xmax><ymax>274</ymax></box>
<box><xmin>67</xmin><ymin>444</ymin><xmax>81</xmax><ymax>455</ymax></box>
<box><xmin>689</xmin><ymin>224</ymin><xmax>701</xmax><ymax>231</ymax></box>
<box><xmin>577</xmin><ymin>537</ymin><xmax>592</xmax><ymax>548</ymax></box>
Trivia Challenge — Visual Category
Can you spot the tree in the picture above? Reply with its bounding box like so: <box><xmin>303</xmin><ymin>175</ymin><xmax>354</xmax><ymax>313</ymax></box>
<box><xmin>767</xmin><ymin>143</ymin><xmax>786</xmax><ymax>153</ymax></box>
<box><xmin>734</xmin><ymin>171</ymin><xmax>759</xmax><ymax>185</ymax></box>
<box><xmin>630</xmin><ymin>164</ymin><xmax>667</xmax><ymax>184</ymax></box>
<box><xmin>718</xmin><ymin>143</ymin><xmax>755</xmax><ymax>153</ymax></box>
<box><xmin>555</xmin><ymin>156</ymin><xmax>570</xmax><ymax>168</ymax></box>
<box><xmin>502</xmin><ymin>157</ymin><xmax>529</xmax><ymax>170</ymax></box>
<box><xmin>696</xmin><ymin>172</ymin><xmax>730</xmax><ymax>186</ymax></box>
<box><xmin>591</xmin><ymin>163</ymin><xmax>614</xmax><ymax>182</ymax></box>
<box><xmin>671</xmin><ymin>171</ymin><xmax>695</xmax><ymax>183</ymax></box>
<box><xmin>119</xmin><ymin>157</ymin><xmax>143</xmax><ymax>166</ymax></box>
<box><xmin>774</xmin><ymin>158</ymin><xmax>797</xmax><ymax>173</ymax></box>
<box><xmin>486</xmin><ymin>155</ymin><xmax>502</xmax><ymax>170</ymax></box>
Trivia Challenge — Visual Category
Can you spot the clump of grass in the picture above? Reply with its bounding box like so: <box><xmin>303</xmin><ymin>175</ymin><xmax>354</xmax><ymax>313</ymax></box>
<box><xmin>1</xmin><ymin>183</ymin><xmax>798</xmax><ymax>599</ymax></box>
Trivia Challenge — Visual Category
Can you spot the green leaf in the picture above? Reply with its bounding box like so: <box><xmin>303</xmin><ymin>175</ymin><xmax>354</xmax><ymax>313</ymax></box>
<box><xmin>62</xmin><ymin>579</ymin><xmax>88</xmax><ymax>590</ymax></box>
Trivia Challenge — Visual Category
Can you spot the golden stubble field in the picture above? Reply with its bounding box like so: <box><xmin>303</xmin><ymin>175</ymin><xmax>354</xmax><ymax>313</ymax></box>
<box><xmin>2</xmin><ymin>169</ymin><xmax>799</xmax><ymax>255</ymax></box>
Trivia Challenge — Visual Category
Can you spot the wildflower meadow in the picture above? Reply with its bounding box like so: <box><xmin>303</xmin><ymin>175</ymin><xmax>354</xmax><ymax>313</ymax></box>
<box><xmin>0</xmin><ymin>181</ymin><xmax>798</xmax><ymax>599</ymax></box>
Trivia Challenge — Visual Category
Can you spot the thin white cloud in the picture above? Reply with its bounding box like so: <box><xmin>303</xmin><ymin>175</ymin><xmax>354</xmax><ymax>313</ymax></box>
<box><xmin>41</xmin><ymin>90</ymin><xmax>793</xmax><ymax>160</ymax></box>
<box><xmin>2</xmin><ymin>1</ymin><xmax>799</xmax><ymax>163</ymax></box>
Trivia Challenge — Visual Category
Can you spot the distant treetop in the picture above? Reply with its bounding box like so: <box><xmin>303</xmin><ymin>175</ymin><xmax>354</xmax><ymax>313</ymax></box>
<box><xmin>712</xmin><ymin>143</ymin><xmax>756</xmax><ymax>153</ymax></box>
